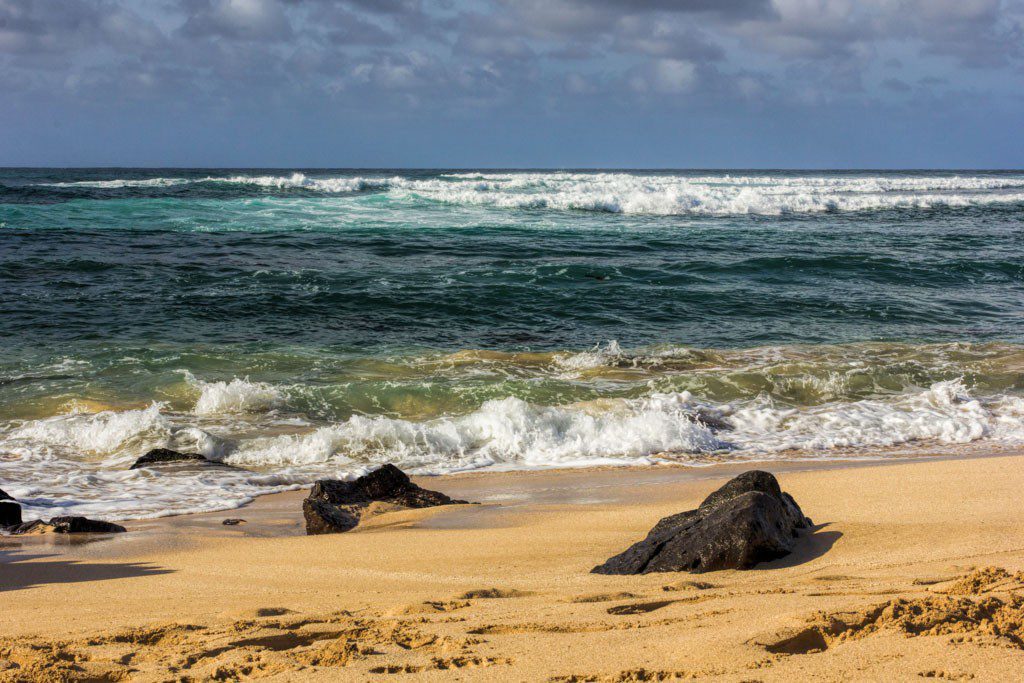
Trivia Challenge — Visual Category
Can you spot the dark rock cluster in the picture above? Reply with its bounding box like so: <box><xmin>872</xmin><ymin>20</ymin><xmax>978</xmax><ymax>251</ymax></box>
<box><xmin>0</xmin><ymin>487</ymin><xmax>126</xmax><ymax>535</ymax></box>
<box><xmin>592</xmin><ymin>470</ymin><xmax>811</xmax><ymax>574</ymax></box>
<box><xmin>303</xmin><ymin>464</ymin><xmax>468</xmax><ymax>535</ymax></box>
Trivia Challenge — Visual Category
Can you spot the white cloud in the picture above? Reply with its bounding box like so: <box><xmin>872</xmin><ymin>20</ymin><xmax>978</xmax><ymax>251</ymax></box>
<box><xmin>629</xmin><ymin>58</ymin><xmax>698</xmax><ymax>93</ymax></box>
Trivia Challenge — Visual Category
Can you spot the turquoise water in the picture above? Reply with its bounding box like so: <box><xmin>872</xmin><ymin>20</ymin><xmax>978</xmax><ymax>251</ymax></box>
<box><xmin>2</xmin><ymin>169</ymin><xmax>1024</xmax><ymax>520</ymax></box>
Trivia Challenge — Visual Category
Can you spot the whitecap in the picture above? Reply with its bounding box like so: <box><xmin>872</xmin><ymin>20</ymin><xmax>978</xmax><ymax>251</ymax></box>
<box><xmin>187</xmin><ymin>375</ymin><xmax>284</xmax><ymax>415</ymax></box>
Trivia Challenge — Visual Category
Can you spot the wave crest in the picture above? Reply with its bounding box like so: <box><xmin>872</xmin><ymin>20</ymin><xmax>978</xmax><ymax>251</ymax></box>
<box><xmin>227</xmin><ymin>394</ymin><xmax>724</xmax><ymax>470</ymax></box>
<box><xmin>7</xmin><ymin>403</ymin><xmax>169</xmax><ymax>455</ymax></box>
<box><xmin>191</xmin><ymin>377</ymin><xmax>284</xmax><ymax>415</ymax></box>
<box><xmin>32</xmin><ymin>171</ymin><xmax>1024</xmax><ymax>216</ymax></box>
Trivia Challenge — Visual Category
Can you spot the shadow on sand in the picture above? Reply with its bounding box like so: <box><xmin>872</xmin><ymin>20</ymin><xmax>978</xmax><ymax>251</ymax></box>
<box><xmin>762</xmin><ymin>523</ymin><xmax>843</xmax><ymax>570</ymax></box>
<box><xmin>0</xmin><ymin>549</ymin><xmax>172</xmax><ymax>592</ymax></box>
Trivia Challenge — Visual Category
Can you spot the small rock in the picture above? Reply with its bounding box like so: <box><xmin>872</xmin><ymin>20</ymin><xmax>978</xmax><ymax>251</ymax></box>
<box><xmin>303</xmin><ymin>464</ymin><xmax>469</xmax><ymax>535</ymax></box>
<box><xmin>130</xmin><ymin>448</ymin><xmax>210</xmax><ymax>470</ymax></box>
<box><xmin>0</xmin><ymin>487</ymin><xmax>22</xmax><ymax>527</ymax></box>
<box><xmin>222</xmin><ymin>518</ymin><xmax>246</xmax><ymax>526</ymax></box>
<box><xmin>6</xmin><ymin>520</ymin><xmax>48</xmax><ymax>535</ymax></box>
<box><xmin>592</xmin><ymin>470</ymin><xmax>811</xmax><ymax>575</ymax></box>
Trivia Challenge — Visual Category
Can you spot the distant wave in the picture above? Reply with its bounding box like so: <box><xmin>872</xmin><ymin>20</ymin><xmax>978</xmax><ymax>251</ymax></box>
<box><xmin>41</xmin><ymin>177</ymin><xmax>193</xmax><ymax>189</ymax></box>
<box><xmin>404</xmin><ymin>172</ymin><xmax>1024</xmax><ymax>215</ymax></box>
<box><xmin>32</xmin><ymin>171</ymin><xmax>1024</xmax><ymax>215</ymax></box>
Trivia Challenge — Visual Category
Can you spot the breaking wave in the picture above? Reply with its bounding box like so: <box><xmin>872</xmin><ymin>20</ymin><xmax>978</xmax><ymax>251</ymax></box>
<box><xmin>226</xmin><ymin>380</ymin><xmax>1024</xmax><ymax>471</ymax></box>
<box><xmin>5</xmin><ymin>369</ymin><xmax>1022</xmax><ymax>521</ymax></box>
<box><xmin>30</xmin><ymin>171</ymin><xmax>1024</xmax><ymax>215</ymax></box>
<box><xmin>190</xmin><ymin>376</ymin><xmax>284</xmax><ymax>415</ymax></box>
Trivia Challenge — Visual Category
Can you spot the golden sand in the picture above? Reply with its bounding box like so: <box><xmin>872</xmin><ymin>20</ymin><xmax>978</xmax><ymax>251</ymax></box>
<box><xmin>3</xmin><ymin>455</ymin><xmax>1024</xmax><ymax>680</ymax></box>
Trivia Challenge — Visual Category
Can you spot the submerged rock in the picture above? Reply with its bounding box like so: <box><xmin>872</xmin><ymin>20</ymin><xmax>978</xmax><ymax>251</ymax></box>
<box><xmin>686</xmin><ymin>408</ymin><xmax>732</xmax><ymax>432</ymax></box>
<box><xmin>592</xmin><ymin>470</ymin><xmax>811</xmax><ymax>575</ymax></box>
<box><xmin>7</xmin><ymin>516</ymin><xmax>127</xmax><ymax>535</ymax></box>
<box><xmin>0</xmin><ymin>488</ymin><xmax>22</xmax><ymax>527</ymax></box>
<box><xmin>130</xmin><ymin>448</ymin><xmax>211</xmax><ymax>470</ymax></box>
<box><xmin>303</xmin><ymin>464</ymin><xmax>468</xmax><ymax>535</ymax></box>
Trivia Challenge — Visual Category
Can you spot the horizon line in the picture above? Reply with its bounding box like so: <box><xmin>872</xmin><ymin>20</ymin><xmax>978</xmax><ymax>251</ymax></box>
<box><xmin>3</xmin><ymin>166</ymin><xmax>1024</xmax><ymax>172</ymax></box>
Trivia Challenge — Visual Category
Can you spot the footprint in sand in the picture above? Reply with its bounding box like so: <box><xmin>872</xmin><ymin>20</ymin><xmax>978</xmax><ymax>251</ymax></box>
<box><xmin>458</xmin><ymin>587</ymin><xmax>531</xmax><ymax>599</ymax></box>
<box><xmin>394</xmin><ymin>600</ymin><xmax>471</xmax><ymax>615</ymax></box>
<box><xmin>662</xmin><ymin>580</ymin><xmax>717</xmax><ymax>592</ymax></box>
<box><xmin>762</xmin><ymin>569</ymin><xmax>1024</xmax><ymax>657</ymax></box>
<box><xmin>568</xmin><ymin>592</ymin><xmax>640</xmax><ymax>604</ymax></box>
<box><xmin>606</xmin><ymin>600</ymin><xmax>676</xmax><ymax>615</ymax></box>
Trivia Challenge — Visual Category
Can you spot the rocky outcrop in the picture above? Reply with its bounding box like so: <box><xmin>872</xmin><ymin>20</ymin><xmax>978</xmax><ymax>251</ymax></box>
<box><xmin>0</xmin><ymin>488</ymin><xmax>22</xmax><ymax>527</ymax></box>
<box><xmin>7</xmin><ymin>516</ymin><xmax>127</xmax><ymax>535</ymax></box>
<box><xmin>592</xmin><ymin>470</ymin><xmax>811</xmax><ymax>575</ymax></box>
<box><xmin>303</xmin><ymin>464</ymin><xmax>468</xmax><ymax>535</ymax></box>
<box><xmin>130</xmin><ymin>448</ymin><xmax>211</xmax><ymax>469</ymax></box>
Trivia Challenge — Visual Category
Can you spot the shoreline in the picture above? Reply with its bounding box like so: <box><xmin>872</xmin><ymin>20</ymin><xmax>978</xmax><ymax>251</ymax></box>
<box><xmin>9</xmin><ymin>442</ymin><xmax>1020</xmax><ymax>535</ymax></box>
<box><xmin>3</xmin><ymin>451</ymin><xmax>1024</xmax><ymax>679</ymax></box>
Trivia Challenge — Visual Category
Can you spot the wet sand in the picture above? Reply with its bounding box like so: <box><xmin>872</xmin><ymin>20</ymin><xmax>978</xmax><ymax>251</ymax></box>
<box><xmin>3</xmin><ymin>453</ymin><xmax>1024</xmax><ymax>680</ymax></box>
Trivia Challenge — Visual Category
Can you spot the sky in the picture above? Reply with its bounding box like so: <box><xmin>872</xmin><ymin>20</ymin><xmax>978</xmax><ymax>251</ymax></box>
<box><xmin>1</xmin><ymin>0</ymin><xmax>1023</xmax><ymax>168</ymax></box>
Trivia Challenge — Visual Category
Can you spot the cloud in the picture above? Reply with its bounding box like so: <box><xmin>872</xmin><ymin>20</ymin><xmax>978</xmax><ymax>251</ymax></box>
<box><xmin>179</xmin><ymin>0</ymin><xmax>293</xmax><ymax>42</ymax></box>
<box><xmin>611</xmin><ymin>17</ymin><xmax>725</xmax><ymax>60</ymax></box>
<box><xmin>731</xmin><ymin>0</ymin><xmax>1024</xmax><ymax>67</ymax></box>
<box><xmin>0</xmin><ymin>0</ymin><xmax>161</xmax><ymax>56</ymax></box>
<box><xmin>628</xmin><ymin>58</ymin><xmax>698</xmax><ymax>94</ymax></box>
<box><xmin>0</xmin><ymin>0</ymin><xmax>1022</xmax><ymax>117</ymax></box>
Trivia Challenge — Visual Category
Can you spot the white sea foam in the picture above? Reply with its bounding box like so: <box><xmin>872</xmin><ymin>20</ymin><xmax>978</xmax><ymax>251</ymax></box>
<box><xmin>41</xmin><ymin>178</ymin><xmax>191</xmax><ymax>188</ymax></box>
<box><xmin>726</xmin><ymin>379</ymin><xmax>1009</xmax><ymax>452</ymax></box>
<box><xmin>224</xmin><ymin>380</ymin><xmax>1024</xmax><ymax>471</ymax></box>
<box><xmin>33</xmin><ymin>172</ymin><xmax>1024</xmax><ymax>215</ymax></box>
<box><xmin>555</xmin><ymin>340</ymin><xmax>625</xmax><ymax>371</ymax></box>
<box><xmin>0</xmin><ymin>402</ymin><xmax>303</xmax><ymax>521</ymax></box>
<box><xmin>7</xmin><ymin>403</ymin><xmax>170</xmax><ymax>455</ymax></box>
<box><xmin>4</xmin><ymin>377</ymin><xmax>1024</xmax><ymax>522</ymax></box>
<box><xmin>396</xmin><ymin>173</ymin><xmax>1024</xmax><ymax>215</ymax></box>
<box><xmin>210</xmin><ymin>172</ymin><xmax>399</xmax><ymax>193</ymax></box>
<box><xmin>227</xmin><ymin>393</ymin><xmax>725</xmax><ymax>471</ymax></box>
<box><xmin>191</xmin><ymin>377</ymin><xmax>284</xmax><ymax>415</ymax></box>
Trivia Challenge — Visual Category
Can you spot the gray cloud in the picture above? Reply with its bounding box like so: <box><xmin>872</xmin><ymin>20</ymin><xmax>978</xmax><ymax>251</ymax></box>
<box><xmin>0</xmin><ymin>0</ymin><xmax>1021</xmax><ymax>115</ymax></box>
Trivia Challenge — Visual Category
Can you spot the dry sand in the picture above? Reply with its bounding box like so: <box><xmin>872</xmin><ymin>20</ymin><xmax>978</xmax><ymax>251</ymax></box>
<box><xmin>3</xmin><ymin>454</ymin><xmax>1024</xmax><ymax>681</ymax></box>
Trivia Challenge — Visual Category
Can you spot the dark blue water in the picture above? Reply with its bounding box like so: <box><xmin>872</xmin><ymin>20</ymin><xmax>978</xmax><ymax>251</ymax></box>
<box><xmin>2</xmin><ymin>169</ymin><xmax>1023</xmax><ymax>350</ymax></box>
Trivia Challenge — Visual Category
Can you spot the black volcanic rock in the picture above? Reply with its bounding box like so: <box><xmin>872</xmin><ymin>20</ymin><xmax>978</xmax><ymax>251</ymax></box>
<box><xmin>0</xmin><ymin>488</ymin><xmax>22</xmax><ymax>527</ymax></box>
<box><xmin>592</xmin><ymin>470</ymin><xmax>811</xmax><ymax>575</ymax></box>
<box><xmin>303</xmin><ymin>464</ymin><xmax>469</xmax><ymax>535</ymax></box>
<box><xmin>130</xmin><ymin>448</ymin><xmax>210</xmax><ymax>470</ymax></box>
<box><xmin>7</xmin><ymin>515</ymin><xmax>126</xmax><ymax>535</ymax></box>
<box><xmin>48</xmin><ymin>516</ymin><xmax>127</xmax><ymax>533</ymax></box>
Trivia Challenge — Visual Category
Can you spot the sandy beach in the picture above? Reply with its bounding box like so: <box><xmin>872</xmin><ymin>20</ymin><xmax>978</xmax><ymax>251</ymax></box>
<box><xmin>2</xmin><ymin>454</ymin><xmax>1024</xmax><ymax>681</ymax></box>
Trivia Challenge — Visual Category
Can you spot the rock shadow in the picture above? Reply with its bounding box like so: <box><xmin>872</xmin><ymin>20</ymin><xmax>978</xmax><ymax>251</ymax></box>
<box><xmin>761</xmin><ymin>523</ymin><xmax>842</xmax><ymax>570</ymax></box>
<box><xmin>0</xmin><ymin>549</ymin><xmax>172</xmax><ymax>592</ymax></box>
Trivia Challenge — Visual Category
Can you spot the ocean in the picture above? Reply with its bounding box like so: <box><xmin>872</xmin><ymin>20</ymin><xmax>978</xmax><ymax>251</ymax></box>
<box><xmin>2</xmin><ymin>168</ymin><xmax>1023</xmax><ymax>521</ymax></box>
